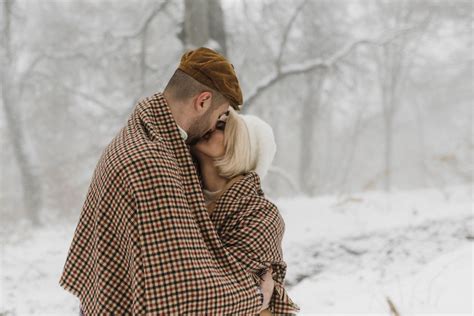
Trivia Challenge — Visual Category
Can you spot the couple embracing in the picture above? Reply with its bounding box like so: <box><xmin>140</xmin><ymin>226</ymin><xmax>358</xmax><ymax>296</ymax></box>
<box><xmin>59</xmin><ymin>47</ymin><xmax>300</xmax><ymax>315</ymax></box>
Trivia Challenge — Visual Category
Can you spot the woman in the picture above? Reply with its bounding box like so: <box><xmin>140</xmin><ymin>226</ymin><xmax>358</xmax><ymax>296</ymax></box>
<box><xmin>192</xmin><ymin>108</ymin><xmax>300</xmax><ymax>315</ymax></box>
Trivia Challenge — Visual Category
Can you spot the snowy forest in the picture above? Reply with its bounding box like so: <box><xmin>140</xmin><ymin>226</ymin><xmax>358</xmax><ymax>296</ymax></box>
<box><xmin>1</xmin><ymin>0</ymin><xmax>472</xmax><ymax>315</ymax></box>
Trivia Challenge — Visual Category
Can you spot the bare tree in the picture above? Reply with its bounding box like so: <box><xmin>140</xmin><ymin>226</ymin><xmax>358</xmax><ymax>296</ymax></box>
<box><xmin>110</xmin><ymin>0</ymin><xmax>172</xmax><ymax>99</ymax></box>
<box><xmin>1</xmin><ymin>0</ymin><xmax>42</xmax><ymax>225</ymax></box>
<box><xmin>372</xmin><ymin>0</ymin><xmax>432</xmax><ymax>193</ymax></box>
<box><xmin>299</xmin><ymin>70</ymin><xmax>328</xmax><ymax>195</ymax></box>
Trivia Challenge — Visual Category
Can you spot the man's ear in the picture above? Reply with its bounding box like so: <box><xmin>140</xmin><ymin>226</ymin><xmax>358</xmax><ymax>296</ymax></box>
<box><xmin>193</xmin><ymin>91</ymin><xmax>212</xmax><ymax>114</ymax></box>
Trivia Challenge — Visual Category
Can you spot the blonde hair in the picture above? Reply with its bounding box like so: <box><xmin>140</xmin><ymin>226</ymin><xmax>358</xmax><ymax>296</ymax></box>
<box><xmin>214</xmin><ymin>108</ymin><xmax>256</xmax><ymax>178</ymax></box>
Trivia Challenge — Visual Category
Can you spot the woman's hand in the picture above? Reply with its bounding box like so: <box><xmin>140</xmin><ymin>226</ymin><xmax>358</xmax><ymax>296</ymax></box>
<box><xmin>258</xmin><ymin>267</ymin><xmax>274</xmax><ymax>312</ymax></box>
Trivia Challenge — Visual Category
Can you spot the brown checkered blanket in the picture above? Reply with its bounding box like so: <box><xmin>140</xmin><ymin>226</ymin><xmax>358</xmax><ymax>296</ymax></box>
<box><xmin>208</xmin><ymin>172</ymin><xmax>300</xmax><ymax>315</ymax></box>
<box><xmin>59</xmin><ymin>92</ymin><xmax>265</xmax><ymax>315</ymax></box>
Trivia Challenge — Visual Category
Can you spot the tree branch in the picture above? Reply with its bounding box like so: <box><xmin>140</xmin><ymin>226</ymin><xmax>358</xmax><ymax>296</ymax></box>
<box><xmin>110</xmin><ymin>0</ymin><xmax>172</xmax><ymax>39</ymax></box>
<box><xmin>268</xmin><ymin>166</ymin><xmax>301</xmax><ymax>193</ymax></box>
<box><xmin>245</xmin><ymin>24</ymin><xmax>425</xmax><ymax>106</ymax></box>
<box><xmin>30</xmin><ymin>71</ymin><xmax>123</xmax><ymax>118</ymax></box>
<box><xmin>275</xmin><ymin>0</ymin><xmax>309</xmax><ymax>72</ymax></box>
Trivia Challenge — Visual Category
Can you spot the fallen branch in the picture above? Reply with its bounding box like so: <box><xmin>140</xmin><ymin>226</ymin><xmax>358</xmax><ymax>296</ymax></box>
<box><xmin>386</xmin><ymin>296</ymin><xmax>401</xmax><ymax>316</ymax></box>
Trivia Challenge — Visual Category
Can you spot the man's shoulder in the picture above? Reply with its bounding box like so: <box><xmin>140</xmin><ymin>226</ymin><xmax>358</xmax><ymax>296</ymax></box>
<box><xmin>98</xmin><ymin>124</ymin><xmax>176</xmax><ymax>180</ymax></box>
<box><xmin>92</xmin><ymin>91</ymin><xmax>182</xmax><ymax>187</ymax></box>
<box><xmin>126</xmin><ymin>142</ymin><xmax>175</xmax><ymax>170</ymax></box>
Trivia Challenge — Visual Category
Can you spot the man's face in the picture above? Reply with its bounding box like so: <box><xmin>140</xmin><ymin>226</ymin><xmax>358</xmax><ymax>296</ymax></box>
<box><xmin>186</xmin><ymin>102</ymin><xmax>230</xmax><ymax>146</ymax></box>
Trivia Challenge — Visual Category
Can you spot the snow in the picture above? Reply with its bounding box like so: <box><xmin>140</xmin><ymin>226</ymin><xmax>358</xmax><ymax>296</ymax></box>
<box><xmin>1</xmin><ymin>184</ymin><xmax>472</xmax><ymax>315</ymax></box>
<box><xmin>277</xmin><ymin>184</ymin><xmax>473</xmax><ymax>315</ymax></box>
<box><xmin>289</xmin><ymin>245</ymin><xmax>472</xmax><ymax>315</ymax></box>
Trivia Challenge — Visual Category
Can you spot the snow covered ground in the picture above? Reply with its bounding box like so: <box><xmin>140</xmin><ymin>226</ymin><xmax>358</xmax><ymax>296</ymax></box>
<box><xmin>1</xmin><ymin>184</ymin><xmax>472</xmax><ymax>315</ymax></box>
<box><xmin>279</xmin><ymin>184</ymin><xmax>473</xmax><ymax>315</ymax></box>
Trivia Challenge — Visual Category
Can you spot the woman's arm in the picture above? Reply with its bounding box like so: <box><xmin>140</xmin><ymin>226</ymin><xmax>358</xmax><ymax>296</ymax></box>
<box><xmin>216</xmin><ymin>195</ymin><xmax>299</xmax><ymax>314</ymax></box>
<box><xmin>219</xmin><ymin>197</ymin><xmax>284</xmax><ymax>272</ymax></box>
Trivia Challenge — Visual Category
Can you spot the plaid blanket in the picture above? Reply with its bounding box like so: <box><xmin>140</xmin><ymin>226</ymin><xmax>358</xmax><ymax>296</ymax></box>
<box><xmin>59</xmin><ymin>92</ymin><xmax>264</xmax><ymax>315</ymax></box>
<box><xmin>208</xmin><ymin>172</ymin><xmax>300</xmax><ymax>315</ymax></box>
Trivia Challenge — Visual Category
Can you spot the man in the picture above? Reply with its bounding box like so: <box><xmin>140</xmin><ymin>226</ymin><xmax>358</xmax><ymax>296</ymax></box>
<box><xmin>59</xmin><ymin>47</ymin><xmax>275</xmax><ymax>315</ymax></box>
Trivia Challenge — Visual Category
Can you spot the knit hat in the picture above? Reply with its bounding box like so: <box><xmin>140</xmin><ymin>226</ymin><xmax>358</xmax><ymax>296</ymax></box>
<box><xmin>240</xmin><ymin>114</ymin><xmax>277</xmax><ymax>180</ymax></box>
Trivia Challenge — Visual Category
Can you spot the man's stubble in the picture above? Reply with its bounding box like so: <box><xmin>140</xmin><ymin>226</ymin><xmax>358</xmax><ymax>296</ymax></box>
<box><xmin>186</xmin><ymin>106</ymin><xmax>214</xmax><ymax>146</ymax></box>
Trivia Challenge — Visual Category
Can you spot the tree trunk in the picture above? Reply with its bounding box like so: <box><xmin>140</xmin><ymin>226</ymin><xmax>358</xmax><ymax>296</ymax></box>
<box><xmin>2</xmin><ymin>0</ymin><xmax>42</xmax><ymax>225</ymax></box>
<box><xmin>183</xmin><ymin>0</ymin><xmax>227</xmax><ymax>56</ymax></box>
<box><xmin>299</xmin><ymin>70</ymin><xmax>326</xmax><ymax>195</ymax></box>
